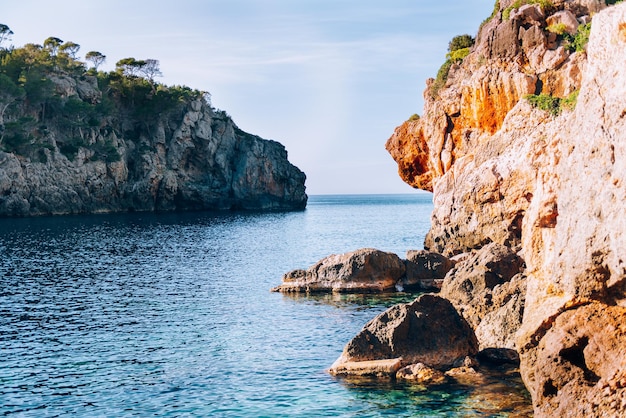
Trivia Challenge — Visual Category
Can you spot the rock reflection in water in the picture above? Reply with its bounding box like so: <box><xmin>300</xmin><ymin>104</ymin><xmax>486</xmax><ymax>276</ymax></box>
<box><xmin>335</xmin><ymin>364</ymin><xmax>532</xmax><ymax>417</ymax></box>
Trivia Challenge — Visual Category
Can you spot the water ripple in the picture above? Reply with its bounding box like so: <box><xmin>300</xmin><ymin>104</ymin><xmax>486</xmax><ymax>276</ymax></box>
<box><xmin>0</xmin><ymin>195</ymin><xmax>531</xmax><ymax>416</ymax></box>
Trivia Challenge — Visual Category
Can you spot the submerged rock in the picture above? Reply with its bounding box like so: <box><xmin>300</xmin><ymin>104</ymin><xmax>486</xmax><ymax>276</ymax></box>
<box><xmin>329</xmin><ymin>294</ymin><xmax>478</xmax><ymax>372</ymax></box>
<box><xmin>396</xmin><ymin>363</ymin><xmax>448</xmax><ymax>385</ymax></box>
<box><xmin>272</xmin><ymin>248</ymin><xmax>406</xmax><ymax>293</ymax></box>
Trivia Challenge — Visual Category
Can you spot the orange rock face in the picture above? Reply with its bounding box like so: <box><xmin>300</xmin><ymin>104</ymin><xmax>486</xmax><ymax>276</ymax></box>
<box><xmin>384</xmin><ymin>119</ymin><xmax>432</xmax><ymax>191</ymax></box>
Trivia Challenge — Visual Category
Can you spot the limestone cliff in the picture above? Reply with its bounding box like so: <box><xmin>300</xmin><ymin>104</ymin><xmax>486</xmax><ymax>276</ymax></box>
<box><xmin>387</xmin><ymin>1</ymin><xmax>626</xmax><ymax>416</ymax></box>
<box><xmin>0</xmin><ymin>59</ymin><xmax>306</xmax><ymax>216</ymax></box>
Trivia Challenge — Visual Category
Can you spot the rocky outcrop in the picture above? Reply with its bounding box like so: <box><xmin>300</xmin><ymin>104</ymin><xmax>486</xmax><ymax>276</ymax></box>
<box><xmin>272</xmin><ymin>248</ymin><xmax>406</xmax><ymax>293</ymax></box>
<box><xmin>329</xmin><ymin>294</ymin><xmax>478</xmax><ymax>372</ymax></box>
<box><xmin>440</xmin><ymin>243</ymin><xmax>525</xmax><ymax>350</ymax></box>
<box><xmin>273</xmin><ymin>248</ymin><xmax>455</xmax><ymax>293</ymax></box>
<box><xmin>0</xmin><ymin>82</ymin><xmax>306</xmax><ymax>216</ymax></box>
<box><xmin>386</xmin><ymin>1</ymin><xmax>626</xmax><ymax>416</ymax></box>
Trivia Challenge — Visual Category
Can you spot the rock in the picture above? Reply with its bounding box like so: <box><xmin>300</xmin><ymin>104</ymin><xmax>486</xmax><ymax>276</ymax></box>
<box><xmin>445</xmin><ymin>366</ymin><xmax>487</xmax><ymax>386</ymax></box>
<box><xmin>0</xmin><ymin>81</ymin><xmax>306</xmax><ymax>216</ymax></box>
<box><xmin>396</xmin><ymin>363</ymin><xmax>448</xmax><ymax>385</ymax></box>
<box><xmin>520</xmin><ymin>303</ymin><xmax>626</xmax><ymax>417</ymax></box>
<box><xmin>330</xmin><ymin>294</ymin><xmax>478</xmax><ymax>370</ymax></box>
<box><xmin>452</xmin><ymin>355</ymin><xmax>480</xmax><ymax>369</ymax></box>
<box><xmin>477</xmin><ymin>348</ymin><xmax>520</xmax><ymax>365</ymax></box>
<box><xmin>401</xmin><ymin>250</ymin><xmax>454</xmax><ymax>291</ymax></box>
<box><xmin>546</xmin><ymin>10</ymin><xmax>581</xmax><ymax>36</ymax></box>
<box><xmin>440</xmin><ymin>243</ymin><xmax>525</xmax><ymax>330</ymax></box>
<box><xmin>474</xmin><ymin>277</ymin><xmax>525</xmax><ymax>350</ymax></box>
<box><xmin>510</xmin><ymin>4</ymin><xmax>545</xmax><ymax>24</ymax></box>
<box><xmin>386</xmin><ymin>2</ymin><xmax>626</xmax><ymax>415</ymax></box>
<box><xmin>328</xmin><ymin>358</ymin><xmax>402</xmax><ymax>378</ymax></box>
<box><xmin>272</xmin><ymin>248</ymin><xmax>406</xmax><ymax>293</ymax></box>
<box><xmin>517</xmin><ymin>5</ymin><xmax>626</xmax><ymax>416</ymax></box>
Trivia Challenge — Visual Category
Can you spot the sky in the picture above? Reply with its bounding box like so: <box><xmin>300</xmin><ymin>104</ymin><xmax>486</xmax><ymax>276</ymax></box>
<box><xmin>2</xmin><ymin>1</ymin><xmax>493</xmax><ymax>195</ymax></box>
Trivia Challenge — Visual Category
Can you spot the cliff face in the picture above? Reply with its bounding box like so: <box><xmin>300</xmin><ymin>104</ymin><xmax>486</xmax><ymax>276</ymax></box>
<box><xmin>387</xmin><ymin>1</ymin><xmax>626</xmax><ymax>415</ymax></box>
<box><xmin>0</xmin><ymin>72</ymin><xmax>306</xmax><ymax>216</ymax></box>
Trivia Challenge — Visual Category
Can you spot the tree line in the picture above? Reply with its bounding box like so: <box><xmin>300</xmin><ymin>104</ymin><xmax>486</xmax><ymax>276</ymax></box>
<box><xmin>0</xmin><ymin>23</ymin><xmax>208</xmax><ymax>160</ymax></box>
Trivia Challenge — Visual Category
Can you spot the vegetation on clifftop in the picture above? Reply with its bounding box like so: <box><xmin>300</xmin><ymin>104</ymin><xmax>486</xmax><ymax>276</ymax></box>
<box><xmin>0</xmin><ymin>23</ymin><xmax>208</xmax><ymax>162</ymax></box>
<box><xmin>430</xmin><ymin>34</ymin><xmax>475</xmax><ymax>99</ymax></box>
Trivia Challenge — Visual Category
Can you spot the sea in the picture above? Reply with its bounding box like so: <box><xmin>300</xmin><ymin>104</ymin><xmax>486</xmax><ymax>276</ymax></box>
<box><xmin>0</xmin><ymin>194</ymin><xmax>532</xmax><ymax>417</ymax></box>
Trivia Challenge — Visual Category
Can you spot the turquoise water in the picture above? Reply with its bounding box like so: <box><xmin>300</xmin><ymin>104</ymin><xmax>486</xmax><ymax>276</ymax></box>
<box><xmin>0</xmin><ymin>194</ymin><xmax>531</xmax><ymax>417</ymax></box>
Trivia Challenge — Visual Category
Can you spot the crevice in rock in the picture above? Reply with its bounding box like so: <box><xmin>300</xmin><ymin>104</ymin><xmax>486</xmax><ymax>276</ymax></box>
<box><xmin>543</xmin><ymin>378</ymin><xmax>558</xmax><ymax>397</ymax></box>
<box><xmin>559</xmin><ymin>337</ymin><xmax>600</xmax><ymax>383</ymax></box>
<box><xmin>534</xmin><ymin>77</ymin><xmax>544</xmax><ymax>95</ymax></box>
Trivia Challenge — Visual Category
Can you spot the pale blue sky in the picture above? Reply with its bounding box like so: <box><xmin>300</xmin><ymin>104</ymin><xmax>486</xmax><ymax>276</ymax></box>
<box><xmin>3</xmin><ymin>1</ymin><xmax>492</xmax><ymax>194</ymax></box>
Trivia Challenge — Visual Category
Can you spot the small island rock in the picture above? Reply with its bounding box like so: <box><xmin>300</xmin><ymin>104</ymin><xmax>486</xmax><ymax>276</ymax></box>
<box><xmin>272</xmin><ymin>248</ymin><xmax>406</xmax><ymax>293</ymax></box>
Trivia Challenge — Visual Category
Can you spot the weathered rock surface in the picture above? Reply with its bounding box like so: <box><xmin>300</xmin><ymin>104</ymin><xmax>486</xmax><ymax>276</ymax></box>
<box><xmin>330</xmin><ymin>294</ymin><xmax>478</xmax><ymax>371</ymax></box>
<box><xmin>517</xmin><ymin>5</ymin><xmax>626</xmax><ymax>416</ymax></box>
<box><xmin>521</xmin><ymin>303</ymin><xmax>626</xmax><ymax>417</ymax></box>
<box><xmin>0</xmin><ymin>90</ymin><xmax>306</xmax><ymax>216</ymax></box>
<box><xmin>440</xmin><ymin>243</ymin><xmax>525</xmax><ymax>350</ymax></box>
<box><xmin>272</xmin><ymin>248</ymin><xmax>406</xmax><ymax>293</ymax></box>
<box><xmin>386</xmin><ymin>2</ymin><xmax>626</xmax><ymax>415</ymax></box>
<box><xmin>401</xmin><ymin>249</ymin><xmax>455</xmax><ymax>291</ymax></box>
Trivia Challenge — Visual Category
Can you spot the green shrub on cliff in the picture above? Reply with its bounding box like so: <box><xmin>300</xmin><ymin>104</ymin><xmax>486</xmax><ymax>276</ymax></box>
<box><xmin>430</xmin><ymin>34</ymin><xmax>475</xmax><ymax>99</ymax></box>
<box><xmin>525</xmin><ymin>90</ymin><xmax>579</xmax><ymax>116</ymax></box>
<box><xmin>567</xmin><ymin>22</ymin><xmax>592</xmax><ymax>53</ymax></box>
<box><xmin>560</xmin><ymin>90</ymin><xmax>579</xmax><ymax>112</ymax></box>
<box><xmin>448</xmin><ymin>34</ymin><xmax>474</xmax><ymax>52</ymax></box>
<box><xmin>446</xmin><ymin>47</ymin><xmax>471</xmax><ymax>63</ymax></box>
<box><xmin>547</xmin><ymin>23</ymin><xmax>568</xmax><ymax>35</ymax></box>
<box><xmin>525</xmin><ymin>93</ymin><xmax>560</xmax><ymax>115</ymax></box>
<box><xmin>430</xmin><ymin>60</ymin><xmax>453</xmax><ymax>99</ymax></box>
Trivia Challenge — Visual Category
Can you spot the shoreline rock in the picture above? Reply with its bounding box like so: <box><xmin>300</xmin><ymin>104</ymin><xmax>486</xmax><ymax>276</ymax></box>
<box><xmin>272</xmin><ymin>248</ymin><xmax>406</xmax><ymax>293</ymax></box>
<box><xmin>272</xmin><ymin>248</ymin><xmax>454</xmax><ymax>293</ymax></box>
<box><xmin>329</xmin><ymin>294</ymin><xmax>478</xmax><ymax>372</ymax></box>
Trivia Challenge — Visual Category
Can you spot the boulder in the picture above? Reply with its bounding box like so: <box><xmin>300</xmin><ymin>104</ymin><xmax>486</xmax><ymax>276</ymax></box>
<box><xmin>400</xmin><ymin>249</ymin><xmax>455</xmax><ymax>291</ymax></box>
<box><xmin>473</xmin><ymin>277</ymin><xmax>526</xmax><ymax>350</ymax></box>
<box><xmin>440</xmin><ymin>243</ymin><xmax>525</xmax><ymax>333</ymax></box>
<box><xmin>272</xmin><ymin>248</ymin><xmax>406</xmax><ymax>293</ymax></box>
<box><xmin>510</xmin><ymin>4</ymin><xmax>545</xmax><ymax>25</ymax></box>
<box><xmin>396</xmin><ymin>363</ymin><xmax>448</xmax><ymax>385</ymax></box>
<box><xmin>329</xmin><ymin>294</ymin><xmax>478</xmax><ymax>372</ymax></box>
<box><xmin>444</xmin><ymin>366</ymin><xmax>487</xmax><ymax>386</ymax></box>
<box><xmin>546</xmin><ymin>10</ymin><xmax>580</xmax><ymax>36</ymax></box>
